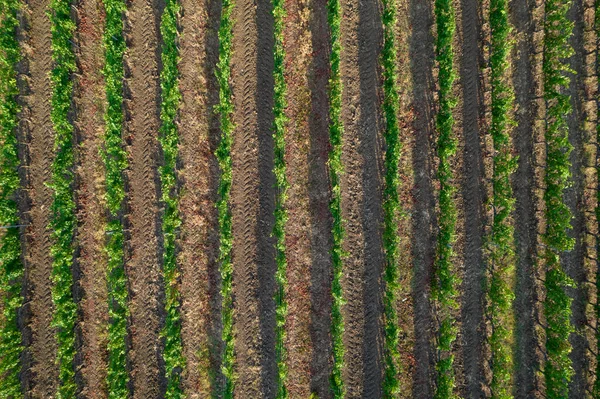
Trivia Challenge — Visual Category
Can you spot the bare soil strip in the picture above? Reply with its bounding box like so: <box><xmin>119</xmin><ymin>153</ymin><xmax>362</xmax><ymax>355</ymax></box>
<box><xmin>339</xmin><ymin>0</ymin><xmax>384</xmax><ymax>394</ymax></box>
<box><xmin>281</xmin><ymin>0</ymin><xmax>314</xmax><ymax>395</ymax></box>
<box><xmin>307</xmin><ymin>0</ymin><xmax>333</xmax><ymax>395</ymax></box>
<box><xmin>230</xmin><ymin>0</ymin><xmax>275</xmax><ymax>392</ymax></box>
<box><xmin>72</xmin><ymin>0</ymin><xmax>108</xmax><ymax>396</ymax></box>
<box><xmin>17</xmin><ymin>0</ymin><xmax>58</xmax><ymax>395</ymax></box>
<box><xmin>457</xmin><ymin>0</ymin><xmax>487</xmax><ymax>395</ymax></box>
<box><xmin>177</xmin><ymin>0</ymin><xmax>222</xmax><ymax>395</ymax></box>
<box><xmin>565</xmin><ymin>0</ymin><xmax>598</xmax><ymax>395</ymax></box>
<box><xmin>408</xmin><ymin>0</ymin><xmax>437</xmax><ymax>396</ymax></box>
<box><xmin>123</xmin><ymin>0</ymin><xmax>163</xmax><ymax>395</ymax></box>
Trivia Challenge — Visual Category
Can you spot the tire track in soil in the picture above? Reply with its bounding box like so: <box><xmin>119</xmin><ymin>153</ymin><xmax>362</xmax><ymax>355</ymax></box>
<box><xmin>177</xmin><ymin>0</ymin><xmax>222</xmax><ymax>395</ymax></box>
<box><xmin>511</xmin><ymin>0</ymin><xmax>544</xmax><ymax>396</ymax></box>
<box><xmin>457</xmin><ymin>0</ymin><xmax>487</xmax><ymax>396</ymax></box>
<box><xmin>122</xmin><ymin>0</ymin><xmax>163</xmax><ymax>395</ymax></box>
<box><xmin>281</xmin><ymin>0</ymin><xmax>314</xmax><ymax>395</ymax></box>
<box><xmin>307</xmin><ymin>0</ymin><xmax>333</xmax><ymax>395</ymax></box>
<box><xmin>339</xmin><ymin>0</ymin><xmax>384</xmax><ymax>394</ymax></box>
<box><xmin>230</xmin><ymin>0</ymin><xmax>276</xmax><ymax>393</ymax></box>
<box><xmin>16</xmin><ymin>0</ymin><xmax>58</xmax><ymax>395</ymax></box>
<box><xmin>408</xmin><ymin>0</ymin><xmax>437</xmax><ymax>396</ymax></box>
<box><xmin>72</xmin><ymin>0</ymin><xmax>109</xmax><ymax>396</ymax></box>
<box><xmin>564</xmin><ymin>0</ymin><xmax>597</xmax><ymax>395</ymax></box>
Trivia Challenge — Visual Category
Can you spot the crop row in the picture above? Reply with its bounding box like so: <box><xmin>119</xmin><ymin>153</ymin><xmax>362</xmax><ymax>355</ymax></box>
<box><xmin>596</xmin><ymin>1</ymin><xmax>600</xmax><ymax>395</ymax></box>
<box><xmin>48</xmin><ymin>0</ymin><xmax>78</xmax><ymax>395</ymax></box>
<box><xmin>0</xmin><ymin>0</ymin><xmax>24</xmax><ymax>395</ymax></box>
<box><xmin>271</xmin><ymin>0</ymin><xmax>290</xmax><ymax>396</ymax></box>
<box><xmin>158</xmin><ymin>0</ymin><xmax>185</xmax><ymax>396</ymax></box>
<box><xmin>380</xmin><ymin>0</ymin><xmax>401</xmax><ymax>396</ymax></box>
<box><xmin>432</xmin><ymin>0</ymin><xmax>459</xmax><ymax>397</ymax></box>
<box><xmin>100</xmin><ymin>0</ymin><xmax>130</xmax><ymax>395</ymax></box>
<box><xmin>541</xmin><ymin>0</ymin><xmax>575</xmax><ymax>397</ymax></box>
<box><xmin>216</xmin><ymin>0</ymin><xmax>235</xmax><ymax>394</ymax></box>
<box><xmin>487</xmin><ymin>0</ymin><xmax>517</xmax><ymax>397</ymax></box>
<box><xmin>327</xmin><ymin>0</ymin><xmax>345</xmax><ymax>395</ymax></box>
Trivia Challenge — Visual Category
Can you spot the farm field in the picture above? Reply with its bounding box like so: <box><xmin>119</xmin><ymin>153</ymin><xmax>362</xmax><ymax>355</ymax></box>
<box><xmin>0</xmin><ymin>0</ymin><xmax>599</xmax><ymax>396</ymax></box>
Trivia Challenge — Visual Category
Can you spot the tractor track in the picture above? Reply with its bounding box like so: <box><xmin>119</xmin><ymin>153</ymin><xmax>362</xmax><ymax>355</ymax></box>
<box><xmin>122</xmin><ymin>0</ymin><xmax>163</xmax><ymax>395</ymax></box>
<box><xmin>230</xmin><ymin>0</ymin><xmax>276</xmax><ymax>392</ymax></box>
<box><xmin>17</xmin><ymin>0</ymin><xmax>58</xmax><ymax>395</ymax></box>
<box><xmin>177</xmin><ymin>0</ymin><xmax>222</xmax><ymax>394</ymax></box>
<box><xmin>281</xmin><ymin>0</ymin><xmax>314</xmax><ymax>395</ymax></box>
<box><xmin>72</xmin><ymin>0</ymin><xmax>109</xmax><ymax>396</ymax></box>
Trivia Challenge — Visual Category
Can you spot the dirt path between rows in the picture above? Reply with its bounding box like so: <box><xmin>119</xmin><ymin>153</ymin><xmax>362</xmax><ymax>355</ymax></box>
<box><xmin>123</xmin><ymin>0</ymin><xmax>163</xmax><ymax>395</ymax></box>
<box><xmin>281</xmin><ymin>0</ymin><xmax>314</xmax><ymax>395</ymax></box>
<box><xmin>565</xmin><ymin>0</ymin><xmax>598</xmax><ymax>395</ymax></box>
<box><xmin>408</xmin><ymin>0</ymin><xmax>437</xmax><ymax>396</ymax></box>
<box><xmin>230</xmin><ymin>0</ymin><xmax>276</xmax><ymax>393</ymax></box>
<box><xmin>511</xmin><ymin>0</ymin><xmax>545</xmax><ymax>396</ymax></box>
<box><xmin>176</xmin><ymin>0</ymin><xmax>222</xmax><ymax>395</ymax></box>
<box><xmin>306</xmin><ymin>0</ymin><xmax>333</xmax><ymax>395</ymax></box>
<box><xmin>339</xmin><ymin>0</ymin><xmax>384</xmax><ymax>394</ymax></box>
<box><xmin>72</xmin><ymin>0</ymin><xmax>108</xmax><ymax>396</ymax></box>
<box><xmin>17</xmin><ymin>0</ymin><xmax>58</xmax><ymax>395</ymax></box>
<box><xmin>457</xmin><ymin>0</ymin><xmax>487</xmax><ymax>395</ymax></box>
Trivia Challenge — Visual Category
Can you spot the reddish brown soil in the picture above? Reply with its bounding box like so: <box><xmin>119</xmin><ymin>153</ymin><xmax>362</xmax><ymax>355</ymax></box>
<box><xmin>281</xmin><ymin>0</ymin><xmax>314</xmax><ymax>395</ymax></box>
<box><xmin>339</xmin><ymin>0</ymin><xmax>385</xmax><ymax>394</ymax></box>
<box><xmin>17</xmin><ymin>0</ymin><xmax>58</xmax><ymax>395</ymax></box>
<box><xmin>72</xmin><ymin>0</ymin><xmax>109</xmax><ymax>396</ymax></box>
<box><xmin>122</xmin><ymin>0</ymin><xmax>163</xmax><ymax>396</ymax></box>
<box><xmin>176</xmin><ymin>0</ymin><xmax>222</xmax><ymax>395</ymax></box>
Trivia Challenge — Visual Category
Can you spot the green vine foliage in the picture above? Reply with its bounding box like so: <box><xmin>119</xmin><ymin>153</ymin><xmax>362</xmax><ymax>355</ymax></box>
<box><xmin>542</xmin><ymin>0</ymin><xmax>575</xmax><ymax>397</ymax></box>
<box><xmin>216</xmin><ymin>0</ymin><xmax>235</xmax><ymax>394</ymax></box>
<box><xmin>487</xmin><ymin>0</ymin><xmax>517</xmax><ymax>397</ymax></box>
<box><xmin>0</xmin><ymin>0</ymin><xmax>24</xmax><ymax>395</ymax></box>
<box><xmin>48</xmin><ymin>0</ymin><xmax>78</xmax><ymax>395</ymax></box>
<box><xmin>380</xmin><ymin>0</ymin><xmax>402</xmax><ymax>395</ymax></box>
<box><xmin>432</xmin><ymin>0</ymin><xmax>459</xmax><ymax>397</ymax></box>
<box><xmin>100</xmin><ymin>0</ymin><xmax>129</xmax><ymax>395</ymax></box>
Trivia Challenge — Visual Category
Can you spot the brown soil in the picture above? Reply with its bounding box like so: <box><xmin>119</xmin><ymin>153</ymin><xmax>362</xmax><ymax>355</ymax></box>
<box><xmin>176</xmin><ymin>0</ymin><xmax>222</xmax><ymax>395</ymax></box>
<box><xmin>408</xmin><ymin>0</ymin><xmax>437</xmax><ymax>396</ymax></box>
<box><xmin>229</xmin><ymin>0</ymin><xmax>276</xmax><ymax>393</ymax></box>
<box><xmin>122</xmin><ymin>0</ymin><xmax>163</xmax><ymax>396</ymax></box>
<box><xmin>72</xmin><ymin>0</ymin><xmax>109</xmax><ymax>396</ymax></box>
<box><xmin>457</xmin><ymin>0</ymin><xmax>488</xmax><ymax>395</ymax></box>
<box><xmin>511</xmin><ymin>0</ymin><xmax>546</xmax><ymax>396</ymax></box>
<box><xmin>281</xmin><ymin>0</ymin><xmax>314</xmax><ymax>395</ymax></box>
<box><xmin>565</xmin><ymin>0</ymin><xmax>598</xmax><ymax>395</ymax></box>
<box><xmin>16</xmin><ymin>0</ymin><xmax>58</xmax><ymax>395</ymax></box>
<box><xmin>338</xmin><ymin>0</ymin><xmax>384</xmax><ymax>395</ymax></box>
<box><xmin>306</xmin><ymin>0</ymin><xmax>333</xmax><ymax>395</ymax></box>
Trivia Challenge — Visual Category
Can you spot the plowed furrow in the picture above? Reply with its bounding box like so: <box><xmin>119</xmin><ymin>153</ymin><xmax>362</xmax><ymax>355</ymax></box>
<box><xmin>72</xmin><ymin>0</ymin><xmax>108</xmax><ymax>396</ymax></box>
<box><xmin>306</xmin><ymin>0</ymin><xmax>334</xmax><ymax>395</ymax></box>
<box><xmin>458</xmin><ymin>0</ymin><xmax>486</xmax><ymax>395</ymax></box>
<box><xmin>230</xmin><ymin>0</ymin><xmax>266</xmax><ymax>393</ymax></box>
<box><xmin>124</xmin><ymin>0</ymin><xmax>162</xmax><ymax>396</ymax></box>
<box><xmin>409</xmin><ymin>0</ymin><xmax>437</xmax><ymax>396</ymax></box>
<box><xmin>18</xmin><ymin>0</ymin><xmax>58</xmax><ymax>395</ymax></box>
<box><xmin>177</xmin><ymin>0</ymin><xmax>222</xmax><ymax>395</ymax></box>
<box><xmin>281</xmin><ymin>0</ymin><xmax>313</xmax><ymax>395</ymax></box>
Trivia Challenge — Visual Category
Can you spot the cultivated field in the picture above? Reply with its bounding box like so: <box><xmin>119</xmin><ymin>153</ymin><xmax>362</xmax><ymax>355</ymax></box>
<box><xmin>0</xmin><ymin>0</ymin><xmax>598</xmax><ymax>397</ymax></box>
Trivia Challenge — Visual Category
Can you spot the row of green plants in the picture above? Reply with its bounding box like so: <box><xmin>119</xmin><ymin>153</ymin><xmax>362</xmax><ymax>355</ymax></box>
<box><xmin>49</xmin><ymin>0</ymin><xmax>78</xmax><ymax>395</ymax></box>
<box><xmin>487</xmin><ymin>0</ymin><xmax>517</xmax><ymax>397</ymax></box>
<box><xmin>216</xmin><ymin>0</ymin><xmax>235</xmax><ymax>394</ymax></box>
<box><xmin>100</xmin><ymin>0</ymin><xmax>130</xmax><ymax>395</ymax></box>
<box><xmin>158</xmin><ymin>0</ymin><xmax>185</xmax><ymax>396</ymax></box>
<box><xmin>271</xmin><ymin>0</ymin><xmax>290</xmax><ymax>396</ymax></box>
<box><xmin>380</xmin><ymin>0</ymin><xmax>401</xmax><ymax>395</ymax></box>
<box><xmin>327</xmin><ymin>0</ymin><xmax>345</xmax><ymax>394</ymax></box>
<box><xmin>0</xmin><ymin>0</ymin><xmax>24</xmax><ymax>396</ymax></box>
<box><xmin>541</xmin><ymin>0</ymin><xmax>575</xmax><ymax>397</ymax></box>
<box><xmin>432</xmin><ymin>0</ymin><xmax>459</xmax><ymax>397</ymax></box>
